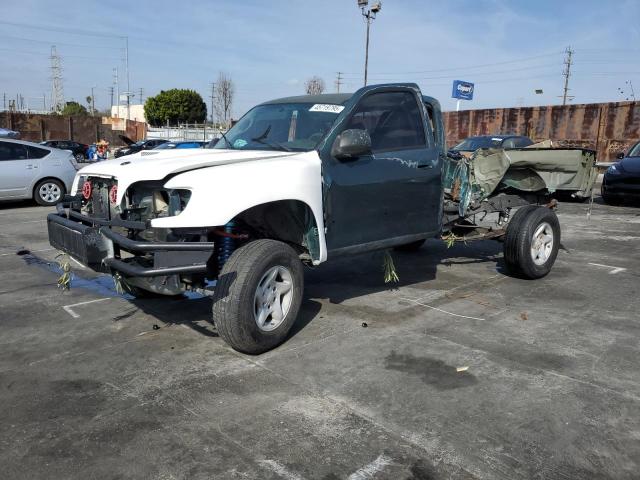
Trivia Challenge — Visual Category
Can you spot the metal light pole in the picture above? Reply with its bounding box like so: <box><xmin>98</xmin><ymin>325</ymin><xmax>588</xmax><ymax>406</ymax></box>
<box><xmin>358</xmin><ymin>1</ymin><xmax>382</xmax><ymax>86</ymax></box>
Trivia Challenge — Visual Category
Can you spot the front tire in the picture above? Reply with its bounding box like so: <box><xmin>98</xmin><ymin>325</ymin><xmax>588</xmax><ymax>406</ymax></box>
<box><xmin>212</xmin><ymin>239</ymin><xmax>304</xmax><ymax>354</ymax></box>
<box><xmin>34</xmin><ymin>179</ymin><xmax>65</xmax><ymax>206</ymax></box>
<box><xmin>504</xmin><ymin>206</ymin><xmax>560</xmax><ymax>279</ymax></box>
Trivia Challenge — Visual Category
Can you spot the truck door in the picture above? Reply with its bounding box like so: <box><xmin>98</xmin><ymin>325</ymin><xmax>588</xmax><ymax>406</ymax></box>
<box><xmin>321</xmin><ymin>86</ymin><xmax>443</xmax><ymax>253</ymax></box>
<box><xmin>0</xmin><ymin>141</ymin><xmax>38</xmax><ymax>199</ymax></box>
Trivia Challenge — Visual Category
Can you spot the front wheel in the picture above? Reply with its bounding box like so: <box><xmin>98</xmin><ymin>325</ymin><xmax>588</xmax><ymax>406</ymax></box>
<box><xmin>504</xmin><ymin>206</ymin><xmax>560</xmax><ymax>279</ymax></box>
<box><xmin>212</xmin><ymin>239</ymin><xmax>304</xmax><ymax>354</ymax></box>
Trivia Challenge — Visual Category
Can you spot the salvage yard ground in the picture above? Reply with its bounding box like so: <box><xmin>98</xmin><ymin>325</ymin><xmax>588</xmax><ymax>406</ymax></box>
<box><xmin>1</xmin><ymin>195</ymin><xmax>640</xmax><ymax>479</ymax></box>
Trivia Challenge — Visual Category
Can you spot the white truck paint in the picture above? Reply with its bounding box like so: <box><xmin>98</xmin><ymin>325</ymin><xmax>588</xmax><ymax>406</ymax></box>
<box><xmin>72</xmin><ymin>148</ymin><xmax>328</xmax><ymax>263</ymax></box>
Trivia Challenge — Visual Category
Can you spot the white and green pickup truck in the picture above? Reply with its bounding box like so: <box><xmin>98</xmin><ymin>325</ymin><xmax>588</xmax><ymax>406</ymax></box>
<box><xmin>47</xmin><ymin>83</ymin><xmax>596</xmax><ymax>354</ymax></box>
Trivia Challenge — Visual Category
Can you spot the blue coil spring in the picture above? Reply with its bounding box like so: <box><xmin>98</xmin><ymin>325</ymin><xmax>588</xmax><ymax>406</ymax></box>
<box><xmin>217</xmin><ymin>221</ymin><xmax>236</xmax><ymax>267</ymax></box>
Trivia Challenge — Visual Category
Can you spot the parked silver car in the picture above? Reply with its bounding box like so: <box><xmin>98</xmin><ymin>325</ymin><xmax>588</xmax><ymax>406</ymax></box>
<box><xmin>0</xmin><ymin>139</ymin><xmax>78</xmax><ymax>206</ymax></box>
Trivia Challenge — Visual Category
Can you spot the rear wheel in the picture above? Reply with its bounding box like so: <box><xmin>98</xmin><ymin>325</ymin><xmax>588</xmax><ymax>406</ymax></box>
<box><xmin>34</xmin><ymin>178</ymin><xmax>64</xmax><ymax>206</ymax></box>
<box><xmin>212</xmin><ymin>239</ymin><xmax>304</xmax><ymax>354</ymax></box>
<box><xmin>504</xmin><ymin>206</ymin><xmax>560</xmax><ymax>279</ymax></box>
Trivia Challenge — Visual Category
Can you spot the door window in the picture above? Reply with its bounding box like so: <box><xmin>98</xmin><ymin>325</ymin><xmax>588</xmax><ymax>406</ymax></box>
<box><xmin>345</xmin><ymin>92</ymin><xmax>426</xmax><ymax>153</ymax></box>
<box><xmin>26</xmin><ymin>145</ymin><xmax>50</xmax><ymax>159</ymax></box>
<box><xmin>0</xmin><ymin>142</ymin><xmax>28</xmax><ymax>161</ymax></box>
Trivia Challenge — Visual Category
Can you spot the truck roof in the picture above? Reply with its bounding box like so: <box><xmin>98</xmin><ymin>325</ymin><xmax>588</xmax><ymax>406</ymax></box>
<box><xmin>260</xmin><ymin>93</ymin><xmax>353</xmax><ymax>106</ymax></box>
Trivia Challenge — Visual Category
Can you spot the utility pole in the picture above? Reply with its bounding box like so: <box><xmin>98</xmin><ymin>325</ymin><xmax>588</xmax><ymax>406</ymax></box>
<box><xmin>3</xmin><ymin>93</ymin><xmax>5</xmax><ymax>111</ymax></box>
<box><xmin>357</xmin><ymin>1</ymin><xmax>382</xmax><ymax>86</ymax></box>
<box><xmin>108</xmin><ymin>86</ymin><xmax>114</xmax><ymax>113</ymax></box>
<box><xmin>210</xmin><ymin>82</ymin><xmax>216</xmax><ymax>124</ymax></box>
<box><xmin>90</xmin><ymin>86</ymin><xmax>95</xmax><ymax>116</ymax></box>
<box><xmin>561</xmin><ymin>46</ymin><xmax>574</xmax><ymax>106</ymax></box>
<box><xmin>50</xmin><ymin>45</ymin><xmax>65</xmax><ymax>112</ymax></box>
<box><xmin>138</xmin><ymin>88</ymin><xmax>144</xmax><ymax>104</ymax></box>
<box><xmin>124</xmin><ymin>36</ymin><xmax>130</xmax><ymax>120</ymax></box>
<box><xmin>113</xmin><ymin>67</ymin><xmax>119</xmax><ymax>118</ymax></box>
<box><xmin>335</xmin><ymin>72</ymin><xmax>343</xmax><ymax>93</ymax></box>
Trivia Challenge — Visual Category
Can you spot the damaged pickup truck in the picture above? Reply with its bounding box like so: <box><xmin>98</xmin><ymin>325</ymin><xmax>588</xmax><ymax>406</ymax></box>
<box><xmin>47</xmin><ymin>83</ymin><xmax>592</xmax><ymax>354</ymax></box>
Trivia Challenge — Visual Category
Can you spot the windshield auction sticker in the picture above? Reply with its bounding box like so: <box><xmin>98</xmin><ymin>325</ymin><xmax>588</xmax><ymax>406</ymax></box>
<box><xmin>309</xmin><ymin>104</ymin><xmax>345</xmax><ymax>113</ymax></box>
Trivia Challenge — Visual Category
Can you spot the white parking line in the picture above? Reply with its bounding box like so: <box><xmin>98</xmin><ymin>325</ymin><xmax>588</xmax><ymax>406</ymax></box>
<box><xmin>348</xmin><ymin>454</ymin><xmax>393</xmax><ymax>480</ymax></box>
<box><xmin>260</xmin><ymin>460</ymin><xmax>306</xmax><ymax>480</ymax></box>
<box><xmin>402</xmin><ymin>297</ymin><xmax>486</xmax><ymax>321</ymax></box>
<box><xmin>63</xmin><ymin>298</ymin><xmax>112</xmax><ymax>318</ymax></box>
<box><xmin>588</xmin><ymin>263</ymin><xmax>627</xmax><ymax>275</ymax></box>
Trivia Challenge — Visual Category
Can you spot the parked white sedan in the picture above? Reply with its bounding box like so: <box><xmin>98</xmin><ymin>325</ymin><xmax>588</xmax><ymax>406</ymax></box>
<box><xmin>0</xmin><ymin>139</ymin><xmax>78</xmax><ymax>206</ymax></box>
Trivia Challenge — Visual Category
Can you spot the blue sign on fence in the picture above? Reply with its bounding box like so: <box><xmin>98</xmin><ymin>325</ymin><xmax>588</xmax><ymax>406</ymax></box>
<box><xmin>452</xmin><ymin>80</ymin><xmax>474</xmax><ymax>101</ymax></box>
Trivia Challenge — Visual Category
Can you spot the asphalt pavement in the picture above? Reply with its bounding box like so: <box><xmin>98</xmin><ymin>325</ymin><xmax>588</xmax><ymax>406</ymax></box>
<box><xmin>1</xmin><ymin>196</ymin><xmax>639</xmax><ymax>479</ymax></box>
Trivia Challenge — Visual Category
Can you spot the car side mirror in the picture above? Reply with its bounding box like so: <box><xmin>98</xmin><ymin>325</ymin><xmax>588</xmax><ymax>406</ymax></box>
<box><xmin>332</xmin><ymin>129</ymin><xmax>372</xmax><ymax>160</ymax></box>
<box><xmin>616</xmin><ymin>152</ymin><xmax>625</xmax><ymax>159</ymax></box>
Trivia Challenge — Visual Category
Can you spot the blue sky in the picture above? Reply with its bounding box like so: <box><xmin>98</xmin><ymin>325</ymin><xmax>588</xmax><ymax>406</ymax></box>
<box><xmin>1</xmin><ymin>0</ymin><xmax>639</xmax><ymax>118</ymax></box>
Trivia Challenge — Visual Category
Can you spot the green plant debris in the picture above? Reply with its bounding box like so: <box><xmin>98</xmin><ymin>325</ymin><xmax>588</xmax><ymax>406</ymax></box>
<box><xmin>56</xmin><ymin>253</ymin><xmax>72</xmax><ymax>290</ymax></box>
<box><xmin>112</xmin><ymin>271</ymin><xmax>130</xmax><ymax>295</ymax></box>
<box><xmin>383</xmin><ymin>250</ymin><xmax>399</xmax><ymax>284</ymax></box>
<box><xmin>442</xmin><ymin>232</ymin><xmax>461</xmax><ymax>248</ymax></box>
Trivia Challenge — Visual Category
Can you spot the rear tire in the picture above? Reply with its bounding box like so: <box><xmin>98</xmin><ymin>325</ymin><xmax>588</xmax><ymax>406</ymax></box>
<box><xmin>213</xmin><ymin>239</ymin><xmax>304</xmax><ymax>354</ymax></box>
<box><xmin>504</xmin><ymin>206</ymin><xmax>560</xmax><ymax>279</ymax></box>
<box><xmin>34</xmin><ymin>178</ymin><xmax>65</xmax><ymax>206</ymax></box>
<box><xmin>394</xmin><ymin>239</ymin><xmax>426</xmax><ymax>252</ymax></box>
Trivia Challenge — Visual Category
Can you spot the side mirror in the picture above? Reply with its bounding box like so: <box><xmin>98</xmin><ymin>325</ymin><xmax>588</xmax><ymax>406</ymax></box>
<box><xmin>332</xmin><ymin>129</ymin><xmax>372</xmax><ymax>160</ymax></box>
<box><xmin>616</xmin><ymin>152</ymin><xmax>625</xmax><ymax>159</ymax></box>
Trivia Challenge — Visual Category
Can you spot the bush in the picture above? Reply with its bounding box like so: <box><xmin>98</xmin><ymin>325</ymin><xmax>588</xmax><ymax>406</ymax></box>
<box><xmin>144</xmin><ymin>89</ymin><xmax>207</xmax><ymax>126</ymax></box>
<box><xmin>61</xmin><ymin>101</ymin><xmax>88</xmax><ymax>116</ymax></box>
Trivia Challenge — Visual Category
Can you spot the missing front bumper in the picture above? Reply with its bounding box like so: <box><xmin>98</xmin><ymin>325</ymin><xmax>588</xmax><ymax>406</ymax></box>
<box><xmin>47</xmin><ymin>212</ymin><xmax>213</xmax><ymax>278</ymax></box>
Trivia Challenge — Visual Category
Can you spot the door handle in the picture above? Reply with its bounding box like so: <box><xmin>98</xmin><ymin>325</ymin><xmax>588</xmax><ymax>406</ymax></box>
<box><xmin>26</xmin><ymin>164</ymin><xmax>33</xmax><ymax>169</ymax></box>
<box><xmin>417</xmin><ymin>163</ymin><xmax>433</xmax><ymax>169</ymax></box>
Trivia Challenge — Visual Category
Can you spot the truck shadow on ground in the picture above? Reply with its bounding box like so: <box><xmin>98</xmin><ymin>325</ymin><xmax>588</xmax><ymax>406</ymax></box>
<box><xmin>304</xmin><ymin>238</ymin><xmax>504</xmax><ymax>305</ymax></box>
<box><xmin>20</xmin><ymin>239</ymin><xmax>502</xmax><ymax>343</ymax></box>
<box><xmin>112</xmin><ymin>238</ymin><xmax>503</xmax><ymax>343</ymax></box>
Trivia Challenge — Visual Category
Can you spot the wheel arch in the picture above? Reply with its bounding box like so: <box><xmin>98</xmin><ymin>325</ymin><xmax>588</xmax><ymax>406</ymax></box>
<box><xmin>231</xmin><ymin>199</ymin><xmax>324</xmax><ymax>263</ymax></box>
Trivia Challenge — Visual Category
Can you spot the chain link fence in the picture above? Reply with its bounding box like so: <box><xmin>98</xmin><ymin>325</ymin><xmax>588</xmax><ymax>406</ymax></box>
<box><xmin>147</xmin><ymin>124</ymin><xmax>223</xmax><ymax>142</ymax></box>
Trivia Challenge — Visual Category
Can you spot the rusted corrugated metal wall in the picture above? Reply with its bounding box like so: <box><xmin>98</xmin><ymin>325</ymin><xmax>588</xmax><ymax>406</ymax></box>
<box><xmin>0</xmin><ymin>112</ymin><xmax>146</xmax><ymax>146</ymax></box>
<box><xmin>444</xmin><ymin>101</ymin><xmax>640</xmax><ymax>161</ymax></box>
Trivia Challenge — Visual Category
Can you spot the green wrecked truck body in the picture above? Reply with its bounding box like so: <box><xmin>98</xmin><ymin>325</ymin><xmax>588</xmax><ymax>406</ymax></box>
<box><xmin>443</xmin><ymin>147</ymin><xmax>597</xmax><ymax>218</ymax></box>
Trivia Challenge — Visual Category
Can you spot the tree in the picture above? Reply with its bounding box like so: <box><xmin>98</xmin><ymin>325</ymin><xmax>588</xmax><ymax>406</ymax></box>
<box><xmin>305</xmin><ymin>76</ymin><xmax>325</xmax><ymax>95</ymax></box>
<box><xmin>144</xmin><ymin>89</ymin><xmax>207</xmax><ymax>126</ymax></box>
<box><xmin>213</xmin><ymin>72</ymin><xmax>235</xmax><ymax>128</ymax></box>
<box><xmin>61</xmin><ymin>101</ymin><xmax>89</xmax><ymax>116</ymax></box>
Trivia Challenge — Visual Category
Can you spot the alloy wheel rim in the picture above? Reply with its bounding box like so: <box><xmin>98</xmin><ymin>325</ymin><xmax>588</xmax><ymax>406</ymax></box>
<box><xmin>39</xmin><ymin>183</ymin><xmax>61</xmax><ymax>203</ymax></box>
<box><xmin>253</xmin><ymin>265</ymin><xmax>294</xmax><ymax>332</ymax></box>
<box><xmin>531</xmin><ymin>222</ymin><xmax>554</xmax><ymax>266</ymax></box>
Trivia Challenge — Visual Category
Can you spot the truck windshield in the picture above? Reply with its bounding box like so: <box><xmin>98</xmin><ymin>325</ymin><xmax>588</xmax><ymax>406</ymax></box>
<box><xmin>213</xmin><ymin>103</ymin><xmax>342</xmax><ymax>152</ymax></box>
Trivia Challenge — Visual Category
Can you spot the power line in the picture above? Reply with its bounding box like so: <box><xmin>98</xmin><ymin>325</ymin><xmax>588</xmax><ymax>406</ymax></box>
<box><xmin>339</xmin><ymin>52</ymin><xmax>563</xmax><ymax>76</ymax></box>
<box><xmin>0</xmin><ymin>34</ymin><xmax>120</xmax><ymax>50</ymax></box>
<box><xmin>0</xmin><ymin>46</ymin><xmax>120</xmax><ymax>61</ymax></box>
<box><xmin>0</xmin><ymin>20</ymin><xmax>121</xmax><ymax>39</ymax></box>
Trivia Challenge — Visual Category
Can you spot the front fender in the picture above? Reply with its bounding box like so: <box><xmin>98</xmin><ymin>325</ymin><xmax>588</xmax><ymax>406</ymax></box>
<box><xmin>151</xmin><ymin>151</ymin><xmax>328</xmax><ymax>263</ymax></box>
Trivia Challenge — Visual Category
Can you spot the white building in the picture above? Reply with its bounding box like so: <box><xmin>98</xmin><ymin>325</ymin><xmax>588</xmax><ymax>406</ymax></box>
<box><xmin>110</xmin><ymin>104</ymin><xmax>146</xmax><ymax>123</ymax></box>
